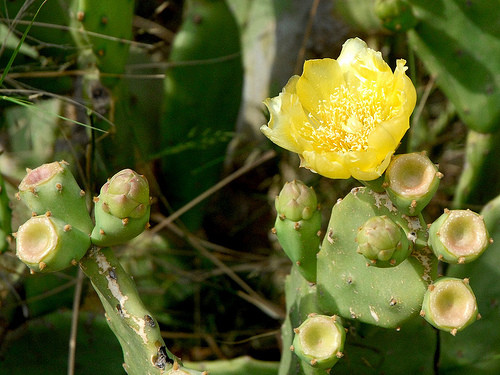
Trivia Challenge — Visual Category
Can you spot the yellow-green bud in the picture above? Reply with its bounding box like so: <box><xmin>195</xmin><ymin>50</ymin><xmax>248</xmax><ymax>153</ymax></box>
<box><xmin>100</xmin><ymin>169</ymin><xmax>150</xmax><ymax>219</ymax></box>
<box><xmin>356</xmin><ymin>215</ymin><xmax>411</xmax><ymax>267</ymax></box>
<box><xmin>275</xmin><ymin>180</ymin><xmax>317</xmax><ymax>221</ymax></box>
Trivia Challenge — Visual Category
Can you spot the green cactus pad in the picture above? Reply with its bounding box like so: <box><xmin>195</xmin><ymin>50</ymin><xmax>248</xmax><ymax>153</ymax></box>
<box><xmin>428</xmin><ymin>209</ymin><xmax>490</xmax><ymax>264</ymax></box>
<box><xmin>384</xmin><ymin>152</ymin><xmax>441</xmax><ymax>216</ymax></box>
<box><xmin>420</xmin><ymin>277</ymin><xmax>479</xmax><ymax>335</ymax></box>
<box><xmin>292</xmin><ymin>314</ymin><xmax>346</xmax><ymax>370</ymax></box>
<box><xmin>17</xmin><ymin>161</ymin><xmax>93</xmax><ymax>234</ymax></box>
<box><xmin>317</xmin><ymin>187</ymin><xmax>437</xmax><ymax>328</ymax></box>
<box><xmin>16</xmin><ymin>214</ymin><xmax>91</xmax><ymax>273</ymax></box>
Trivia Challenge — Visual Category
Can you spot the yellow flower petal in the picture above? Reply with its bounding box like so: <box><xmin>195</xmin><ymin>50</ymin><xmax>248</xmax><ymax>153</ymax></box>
<box><xmin>261</xmin><ymin>38</ymin><xmax>417</xmax><ymax>181</ymax></box>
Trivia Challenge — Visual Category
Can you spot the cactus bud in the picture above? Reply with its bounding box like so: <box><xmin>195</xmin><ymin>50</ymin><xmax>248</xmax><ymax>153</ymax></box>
<box><xmin>17</xmin><ymin>161</ymin><xmax>93</xmax><ymax>234</ymax></box>
<box><xmin>275</xmin><ymin>180</ymin><xmax>317</xmax><ymax>221</ymax></box>
<box><xmin>428</xmin><ymin>209</ymin><xmax>490</xmax><ymax>264</ymax></box>
<box><xmin>91</xmin><ymin>169</ymin><xmax>151</xmax><ymax>247</ymax></box>
<box><xmin>100</xmin><ymin>169</ymin><xmax>150</xmax><ymax>219</ymax></box>
<box><xmin>384</xmin><ymin>152</ymin><xmax>441</xmax><ymax>216</ymax></box>
<box><xmin>356</xmin><ymin>215</ymin><xmax>411</xmax><ymax>267</ymax></box>
<box><xmin>274</xmin><ymin>180</ymin><xmax>321</xmax><ymax>283</ymax></box>
<box><xmin>292</xmin><ymin>314</ymin><xmax>345</xmax><ymax>370</ymax></box>
<box><xmin>421</xmin><ymin>277</ymin><xmax>479</xmax><ymax>335</ymax></box>
<box><xmin>16</xmin><ymin>215</ymin><xmax>91</xmax><ymax>272</ymax></box>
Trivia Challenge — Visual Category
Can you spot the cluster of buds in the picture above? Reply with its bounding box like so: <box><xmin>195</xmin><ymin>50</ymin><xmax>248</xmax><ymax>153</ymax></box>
<box><xmin>14</xmin><ymin>161</ymin><xmax>151</xmax><ymax>273</ymax></box>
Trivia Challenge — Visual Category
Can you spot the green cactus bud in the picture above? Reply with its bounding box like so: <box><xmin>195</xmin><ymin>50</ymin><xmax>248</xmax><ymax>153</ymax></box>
<box><xmin>17</xmin><ymin>161</ymin><xmax>93</xmax><ymax>234</ymax></box>
<box><xmin>15</xmin><ymin>214</ymin><xmax>91</xmax><ymax>273</ymax></box>
<box><xmin>384</xmin><ymin>152</ymin><xmax>442</xmax><ymax>216</ymax></box>
<box><xmin>291</xmin><ymin>314</ymin><xmax>345</xmax><ymax>370</ymax></box>
<box><xmin>275</xmin><ymin>180</ymin><xmax>318</xmax><ymax>221</ymax></box>
<box><xmin>356</xmin><ymin>215</ymin><xmax>411</xmax><ymax>267</ymax></box>
<box><xmin>99</xmin><ymin>169</ymin><xmax>150</xmax><ymax>219</ymax></box>
<box><xmin>428</xmin><ymin>209</ymin><xmax>490</xmax><ymax>264</ymax></box>
<box><xmin>420</xmin><ymin>277</ymin><xmax>479</xmax><ymax>335</ymax></box>
<box><xmin>375</xmin><ymin>0</ymin><xmax>417</xmax><ymax>32</ymax></box>
<box><xmin>274</xmin><ymin>180</ymin><xmax>321</xmax><ymax>283</ymax></box>
<box><xmin>91</xmin><ymin>169</ymin><xmax>151</xmax><ymax>247</ymax></box>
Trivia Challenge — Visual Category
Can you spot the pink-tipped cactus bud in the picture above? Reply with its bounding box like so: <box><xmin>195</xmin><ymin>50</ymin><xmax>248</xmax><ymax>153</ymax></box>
<box><xmin>428</xmin><ymin>209</ymin><xmax>490</xmax><ymax>264</ymax></box>
<box><xmin>100</xmin><ymin>169</ymin><xmax>150</xmax><ymax>219</ymax></box>
<box><xmin>384</xmin><ymin>152</ymin><xmax>441</xmax><ymax>216</ymax></box>
<box><xmin>421</xmin><ymin>277</ymin><xmax>479</xmax><ymax>335</ymax></box>
<box><xmin>356</xmin><ymin>215</ymin><xmax>411</xmax><ymax>267</ymax></box>
<box><xmin>16</xmin><ymin>215</ymin><xmax>91</xmax><ymax>273</ymax></box>
<box><xmin>292</xmin><ymin>314</ymin><xmax>345</xmax><ymax>370</ymax></box>
<box><xmin>91</xmin><ymin>169</ymin><xmax>151</xmax><ymax>247</ymax></box>
<box><xmin>17</xmin><ymin>161</ymin><xmax>93</xmax><ymax>233</ymax></box>
<box><xmin>275</xmin><ymin>180</ymin><xmax>318</xmax><ymax>221</ymax></box>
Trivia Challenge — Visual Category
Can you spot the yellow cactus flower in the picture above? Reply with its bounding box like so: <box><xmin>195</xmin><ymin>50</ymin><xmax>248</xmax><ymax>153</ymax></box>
<box><xmin>261</xmin><ymin>38</ymin><xmax>416</xmax><ymax>180</ymax></box>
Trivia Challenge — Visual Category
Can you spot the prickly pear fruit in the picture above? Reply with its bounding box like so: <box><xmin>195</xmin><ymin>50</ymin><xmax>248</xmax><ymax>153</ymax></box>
<box><xmin>291</xmin><ymin>314</ymin><xmax>345</xmax><ymax>371</ymax></box>
<box><xmin>15</xmin><ymin>214</ymin><xmax>91</xmax><ymax>273</ymax></box>
<box><xmin>383</xmin><ymin>152</ymin><xmax>442</xmax><ymax>216</ymax></box>
<box><xmin>428</xmin><ymin>209</ymin><xmax>490</xmax><ymax>264</ymax></box>
<box><xmin>420</xmin><ymin>277</ymin><xmax>479</xmax><ymax>335</ymax></box>
<box><xmin>274</xmin><ymin>180</ymin><xmax>321</xmax><ymax>283</ymax></box>
<box><xmin>91</xmin><ymin>169</ymin><xmax>151</xmax><ymax>247</ymax></box>
<box><xmin>356</xmin><ymin>215</ymin><xmax>411</xmax><ymax>267</ymax></box>
<box><xmin>17</xmin><ymin>161</ymin><xmax>92</xmax><ymax>234</ymax></box>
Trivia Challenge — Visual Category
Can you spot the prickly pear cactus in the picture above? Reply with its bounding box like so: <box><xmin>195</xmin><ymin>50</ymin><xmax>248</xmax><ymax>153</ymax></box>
<box><xmin>273</xmin><ymin>151</ymin><xmax>491</xmax><ymax>373</ymax></box>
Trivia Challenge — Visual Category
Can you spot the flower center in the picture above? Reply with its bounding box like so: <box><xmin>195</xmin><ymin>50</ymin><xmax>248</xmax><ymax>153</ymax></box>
<box><xmin>302</xmin><ymin>82</ymin><xmax>398</xmax><ymax>153</ymax></box>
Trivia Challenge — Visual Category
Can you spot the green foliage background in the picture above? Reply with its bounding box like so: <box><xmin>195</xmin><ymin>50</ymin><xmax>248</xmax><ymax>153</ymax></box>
<box><xmin>0</xmin><ymin>0</ymin><xmax>499</xmax><ymax>374</ymax></box>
